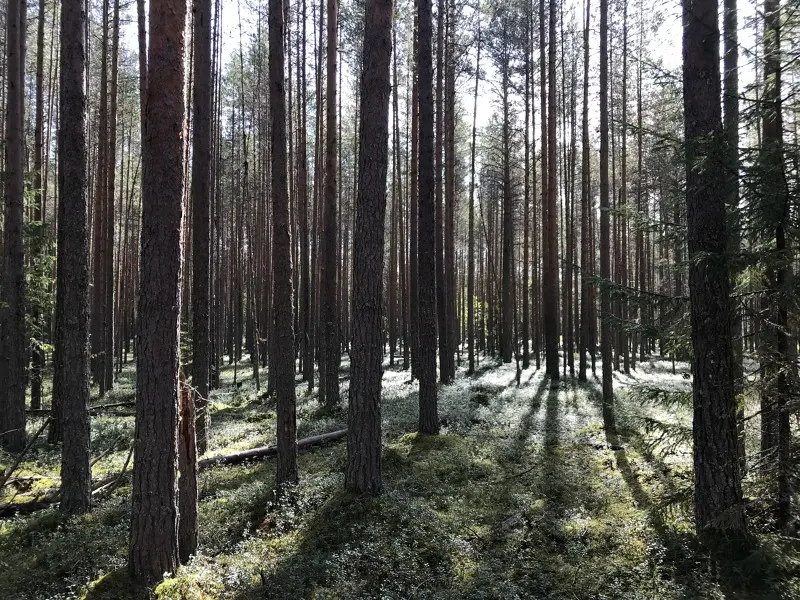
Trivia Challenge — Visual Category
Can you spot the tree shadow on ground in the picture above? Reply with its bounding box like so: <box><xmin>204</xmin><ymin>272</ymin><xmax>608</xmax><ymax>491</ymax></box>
<box><xmin>602</xmin><ymin>398</ymin><xmax>789</xmax><ymax>599</ymax></box>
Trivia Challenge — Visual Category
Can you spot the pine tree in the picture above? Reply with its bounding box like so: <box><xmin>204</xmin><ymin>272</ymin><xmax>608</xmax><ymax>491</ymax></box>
<box><xmin>129</xmin><ymin>0</ymin><xmax>188</xmax><ymax>582</ymax></box>
<box><xmin>270</xmin><ymin>0</ymin><xmax>299</xmax><ymax>485</ymax></box>
<box><xmin>0</xmin><ymin>0</ymin><xmax>28</xmax><ymax>454</ymax></box>
<box><xmin>55</xmin><ymin>0</ymin><xmax>91</xmax><ymax>515</ymax></box>
<box><xmin>417</xmin><ymin>0</ymin><xmax>439</xmax><ymax>435</ymax></box>
<box><xmin>682</xmin><ymin>0</ymin><xmax>745</xmax><ymax>537</ymax></box>
<box><xmin>346</xmin><ymin>0</ymin><xmax>394</xmax><ymax>494</ymax></box>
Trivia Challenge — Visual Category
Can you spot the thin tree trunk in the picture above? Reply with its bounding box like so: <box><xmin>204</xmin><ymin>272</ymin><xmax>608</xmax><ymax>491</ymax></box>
<box><xmin>467</xmin><ymin>20</ymin><xmax>480</xmax><ymax>375</ymax></box>
<box><xmin>599</xmin><ymin>0</ymin><xmax>612</xmax><ymax>405</ymax></box>
<box><xmin>270</xmin><ymin>0</ymin><xmax>299</xmax><ymax>486</ymax></box>
<box><xmin>544</xmin><ymin>0</ymin><xmax>559</xmax><ymax>379</ymax></box>
<box><xmin>435</xmin><ymin>0</ymin><xmax>451</xmax><ymax>381</ymax></box>
<box><xmin>578</xmin><ymin>0</ymin><xmax>591</xmax><ymax>382</ymax></box>
<box><xmin>320</xmin><ymin>0</ymin><xmax>340</xmax><ymax>409</ymax></box>
<box><xmin>91</xmin><ymin>0</ymin><xmax>109</xmax><ymax>395</ymax></box>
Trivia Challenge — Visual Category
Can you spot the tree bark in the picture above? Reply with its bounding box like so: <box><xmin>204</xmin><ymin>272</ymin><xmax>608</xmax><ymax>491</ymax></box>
<box><xmin>91</xmin><ymin>0</ymin><xmax>110</xmax><ymax>395</ymax></box>
<box><xmin>30</xmin><ymin>0</ymin><xmax>47</xmax><ymax>412</ymax></box>
<box><xmin>759</xmin><ymin>0</ymin><xmax>792</xmax><ymax>531</ymax></box>
<box><xmin>346</xmin><ymin>0</ymin><xmax>393</xmax><ymax>494</ymax></box>
<box><xmin>682</xmin><ymin>0</ymin><xmax>745</xmax><ymax>537</ymax></box>
<box><xmin>55</xmin><ymin>0</ymin><xmax>91</xmax><ymax>514</ymax></box>
<box><xmin>128</xmin><ymin>0</ymin><xmax>188</xmax><ymax>583</ymax></box>
<box><xmin>578</xmin><ymin>0</ymin><xmax>591</xmax><ymax>382</ymax></box>
<box><xmin>178</xmin><ymin>373</ymin><xmax>198</xmax><ymax>563</ymax></box>
<box><xmin>416</xmin><ymin>0</ymin><xmax>439</xmax><ymax>434</ymax></box>
<box><xmin>270</xmin><ymin>0</ymin><xmax>299</xmax><ymax>486</ymax></box>
<box><xmin>320</xmin><ymin>0</ymin><xmax>340</xmax><ymax>409</ymax></box>
<box><xmin>0</xmin><ymin>0</ymin><xmax>28</xmax><ymax>454</ymax></box>
<box><xmin>599</xmin><ymin>0</ymin><xmax>612</xmax><ymax>406</ymax></box>
<box><xmin>467</xmin><ymin>20</ymin><xmax>480</xmax><ymax>375</ymax></box>
<box><xmin>434</xmin><ymin>0</ymin><xmax>451</xmax><ymax>382</ymax></box>
<box><xmin>543</xmin><ymin>0</ymin><xmax>559</xmax><ymax>379</ymax></box>
<box><xmin>191</xmin><ymin>0</ymin><xmax>213</xmax><ymax>455</ymax></box>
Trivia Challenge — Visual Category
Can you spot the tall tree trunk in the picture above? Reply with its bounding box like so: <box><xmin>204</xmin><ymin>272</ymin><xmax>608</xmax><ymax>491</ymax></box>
<box><xmin>682</xmin><ymin>0</ymin><xmax>746</xmax><ymax>537</ymax></box>
<box><xmin>416</xmin><ymin>0</ymin><xmax>439</xmax><ymax>434</ymax></box>
<box><xmin>543</xmin><ymin>0</ymin><xmax>559</xmax><ymax>379</ymax></box>
<box><xmin>270</xmin><ymin>0</ymin><xmax>299</xmax><ymax>486</ymax></box>
<box><xmin>599</xmin><ymin>0</ymin><xmax>612</xmax><ymax>405</ymax></box>
<box><xmin>619</xmin><ymin>2</ymin><xmax>629</xmax><ymax>375</ymax></box>
<box><xmin>722</xmin><ymin>0</ymin><xmax>744</xmax><ymax>470</ymax></box>
<box><xmin>467</xmin><ymin>20</ymin><xmax>480</xmax><ymax>375</ymax></box>
<box><xmin>500</xmin><ymin>43</ymin><xmax>513</xmax><ymax>365</ymax></box>
<box><xmin>0</xmin><ymin>0</ymin><xmax>27</xmax><ymax>453</ymax></box>
<box><xmin>521</xmin><ymin>13</ymin><xmax>530</xmax><ymax>371</ymax></box>
<box><xmin>409</xmin><ymin>19</ymin><xmax>420</xmax><ymax>379</ymax></box>
<box><xmin>91</xmin><ymin>0</ymin><xmax>109</xmax><ymax>395</ymax></box>
<box><xmin>30</xmin><ymin>0</ymin><xmax>47</xmax><ymax>412</ymax></box>
<box><xmin>105</xmin><ymin>0</ymin><xmax>120</xmax><ymax>393</ymax></box>
<box><xmin>129</xmin><ymin>0</ymin><xmax>188</xmax><ymax>583</ymax></box>
<box><xmin>55</xmin><ymin>0</ymin><xmax>91</xmax><ymax>514</ymax></box>
<box><xmin>434</xmin><ymin>0</ymin><xmax>451</xmax><ymax>382</ymax></box>
<box><xmin>320</xmin><ymin>0</ymin><xmax>340</xmax><ymax>409</ymax></box>
<box><xmin>760</xmin><ymin>0</ymin><xmax>791</xmax><ymax>530</ymax></box>
<box><xmin>538</xmin><ymin>0</ymin><xmax>548</xmax><ymax>375</ymax></box>
<box><xmin>346</xmin><ymin>0</ymin><xmax>393</xmax><ymax>494</ymax></box>
<box><xmin>444</xmin><ymin>0</ymin><xmax>457</xmax><ymax>378</ymax></box>
<box><xmin>299</xmin><ymin>0</ymin><xmax>313</xmax><ymax>387</ymax></box>
<box><xmin>578</xmin><ymin>0</ymin><xmax>591</xmax><ymax>382</ymax></box>
<box><xmin>191</xmin><ymin>0</ymin><xmax>213</xmax><ymax>455</ymax></box>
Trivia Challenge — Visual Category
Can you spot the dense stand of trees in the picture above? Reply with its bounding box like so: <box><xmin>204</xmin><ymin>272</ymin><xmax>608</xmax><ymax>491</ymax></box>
<box><xmin>0</xmin><ymin>0</ymin><xmax>798</xmax><ymax>586</ymax></box>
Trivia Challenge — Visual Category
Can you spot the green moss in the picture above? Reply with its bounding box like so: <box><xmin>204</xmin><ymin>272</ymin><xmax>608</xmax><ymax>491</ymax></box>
<box><xmin>81</xmin><ymin>570</ymin><xmax>148</xmax><ymax>600</ymax></box>
<box><xmin>154</xmin><ymin>570</ymin><xmax>224</xmax><ymax>600</ymax></box>
<box><xmin>0</xmin><ymin>364</ymin><xmax>796</xmax><ymax>600</ymax></box>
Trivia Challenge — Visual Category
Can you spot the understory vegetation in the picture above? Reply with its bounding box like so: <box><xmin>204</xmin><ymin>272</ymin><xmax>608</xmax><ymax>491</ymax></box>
<box><xmin>1</xmin><ymin>359</ymin><xmax>797</xmax><ymax>599</ymax></box>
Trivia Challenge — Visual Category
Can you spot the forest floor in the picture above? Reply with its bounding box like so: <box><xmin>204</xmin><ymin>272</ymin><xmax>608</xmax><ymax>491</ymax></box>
<box><xmin>0</xmin><ymin>354</ymin><xmax>798</xmax><ymax>599</ymax></box>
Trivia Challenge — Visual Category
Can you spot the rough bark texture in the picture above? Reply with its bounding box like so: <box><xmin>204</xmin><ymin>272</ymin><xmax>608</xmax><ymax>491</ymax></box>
<box><xmin>578</xmin><ymin>0</ymin><xmax>590</xmax><ymax>382</ymax></box>
<box><xmin>30</xmin><ymin>0</ymin><xmax>46</xmax><ymax>412</ymax></box>
<box><xmin>416</xmin><ymin>0</ymin><xmax>439</xmax><ymax>435</ymax></box>
<box><xmin>760</xmin><ymin>0</ymin><xmax>792</xmax><ymax>530</ymax></box>
<box><xmin>178</xmin><ymin>373</ymin><xmax>198</xmax><ymax>563</ymax></box>
<box><xmin>467</xmin><ymin>23</ymin><xmax>480</xmax><ymax>375</ymax></box>
<box><xmin>599</xmin><ymin>0</ymin><xmax>612</xmax><ymax>406</ymax></box>
<box><xmin>270</xmin><ymin>0</ymin><xmax>299</xmax><ymax>486</ymax></box>
<box><xmin>0</xmin><ymin>0</ymin><xmax>28</xmax><ymax>454</ymax></box>
<box><xmin>346</xmin><ymin>0</ymin><xmax>393</xmax><ymax>494</ymax></box>
<box><xmin>91</xmin><ymin>0</ymin><xmax>110</xmax><ymax>395</ymax></box>
<box><xmin>410</xmin><ymin>23</ymin><xmax>420</xmax><ymax>380</ymax></box>
<box><xmin>434</xmin><ymin>0</ymin><xmax>451</xmax><ymax>382</ymax></box>
<box><xmin>55</xmin><ymin>0</ymin><xmax>91</xmax><ymax>514</ymax></box>
<box><xmin>128</xmin><ymin>0</ymin><xmax>187</xmax><ymax>583</ymax></box>
<box><xmin>682</xmin><ymin>0</ymin><xmax>745</xmax><ymax>536</ymax></box>
<box><xmin>105</xmin><ymin>0</ymin><xmax>119</xmax><ymax>393</ymax></box>
<box><xmin>320</xmin><ymin>0</ymin><xmax>340</xmax><ymax>409</ymax></box>
<box><xmin>500</xmin><ymin>53</ymin><xmax>513</xmax><ymax>365</ymax></box>
<box><xmin>543</xmin><ymin>0</ymin><xmax>559</xmax><ymax>380</ymax></box>
<box><xmin>191</xmin><ymin>0</ymin><xmax>213</xmax><ymax>455</ymax></box>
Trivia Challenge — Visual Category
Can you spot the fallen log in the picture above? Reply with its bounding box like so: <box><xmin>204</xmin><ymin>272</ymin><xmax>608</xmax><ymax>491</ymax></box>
<box><xmin>26</xmin><ymin>401</ymin><xmax>136</xmax><ymax>417</ymax></box>
<box><xmin>198</xmin><ymin>429</ymin><xmax>347</xmax><ymax>469</ymax></box>
<box><xmin>0</xmin><ymin>429</ymin><xmax>348</xmax><ymax>518</ymax></box>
